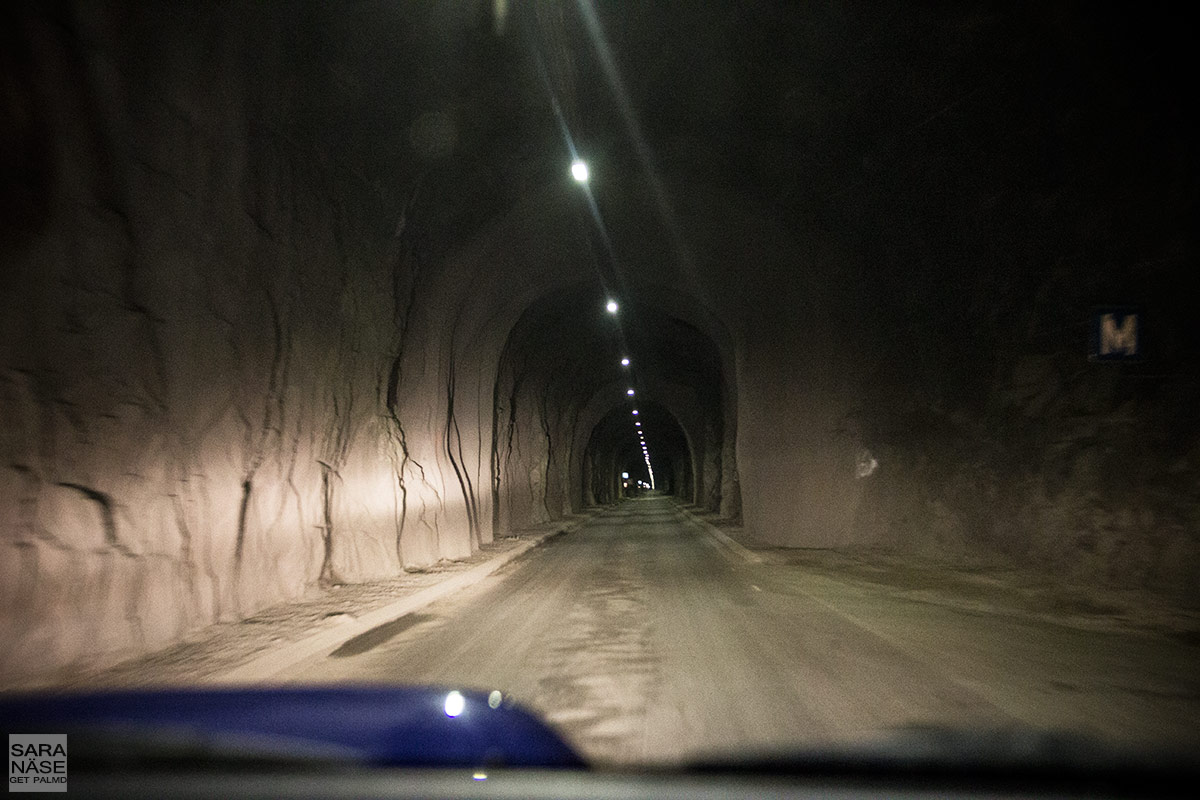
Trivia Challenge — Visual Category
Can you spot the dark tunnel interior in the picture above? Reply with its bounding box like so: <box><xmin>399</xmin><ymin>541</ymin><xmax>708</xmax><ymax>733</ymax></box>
<box><xmin>493</xmin><ymin>284</ymin><xmax>730</xmax><ymax>520</ymax></box>
<box><xmin>585</xmin><ymin>399</ymin><xmax>695</xmax><ymax>504</ymax></box>
<box><xmin>1</xmin><ymin>0</ymin><xmax>1195</xmax><ymax>703</ymax></box>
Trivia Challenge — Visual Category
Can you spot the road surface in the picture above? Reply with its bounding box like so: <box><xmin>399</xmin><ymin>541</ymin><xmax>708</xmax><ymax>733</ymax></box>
<box><xmin>287</xmin><ymin>496</ymin><xmax>1200</xmax><ymax>766</ymax></box>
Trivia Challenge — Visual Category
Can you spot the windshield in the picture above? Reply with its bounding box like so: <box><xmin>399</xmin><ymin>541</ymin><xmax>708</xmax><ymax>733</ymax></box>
<box><xmin>1</xmin><ymin>0</ymin><xmax>1196</xmax><ymax>782</ymax></box>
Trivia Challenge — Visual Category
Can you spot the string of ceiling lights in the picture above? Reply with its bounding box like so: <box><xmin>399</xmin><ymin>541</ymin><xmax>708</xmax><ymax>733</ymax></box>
<box><xmin>574</xmin><ymin>158</ymin><xmax>655</xmax><ymax>492</ymax></box>
<box><xmin>525</xmin><ymin>8</ymin><xmax>652</xmax><ymax>493</ymax></box>
<box><xmin>606</xmin><ymin>298</ymin><xmax>655</xmax><ymax>491</ymax></box>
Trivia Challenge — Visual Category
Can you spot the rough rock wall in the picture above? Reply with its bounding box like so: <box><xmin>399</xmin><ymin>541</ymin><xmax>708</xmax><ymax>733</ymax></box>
<box><xmin>824</xmin><ymin>6</ymin><xmax>1200</xmax><ymax>599</ymax></box>
<box><xmin>849</xmin><ymin>307</ymin><xmax>1200</xmax><ymax>599</ymax></box>
<box><xmin>0</xmin><ymin>2</ymin><xmax>483</xmax><ymax>683</ymax></box>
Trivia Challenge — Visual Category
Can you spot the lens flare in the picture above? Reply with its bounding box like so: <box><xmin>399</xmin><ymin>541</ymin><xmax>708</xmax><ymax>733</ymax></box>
<box><xmin>444</xmin><ymin>691</ymin><xmax>465</xmax><ymax>718</ymax></box>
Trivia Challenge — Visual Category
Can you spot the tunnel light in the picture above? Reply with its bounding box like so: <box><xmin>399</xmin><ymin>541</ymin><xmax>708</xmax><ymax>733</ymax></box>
<box><xmin>626</xmin><ymin>388</ymin><xmax>635</xmax><ymax>396</ymax></box>
<box><xmin>631</xmin><ymin>409</ymin><xmax>638</xmax><ymax>415</ymax></box>
<box><xmin>605</xmin><ymin>299</ymin><xmax>619</xmax><ymax>314</ymax></box>
<box><xmin>571</xmin><ymin>159</ymin><xmax>590</xmax><ymax>183</ymax></box>
<box><xmin>621</xmin><ymin>472</ymin><xmax>629</xmax><ymax>479</ymax></box>
<box><xmin>444</xmin><ymin>691</ymin><xmax>466</xmax><ymax>718</ymax></box>
<box><xmin>620</xmin><ymin>357</ymin><xmax>630</xmax><ymax>367</ymax></box>
<box><xmin>635</xmin><ymin>421</ymin><xmax>640</xmax><ymax>426</ymax></box>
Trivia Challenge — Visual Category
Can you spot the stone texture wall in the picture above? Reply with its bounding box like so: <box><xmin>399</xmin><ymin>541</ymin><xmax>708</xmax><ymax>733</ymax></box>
<box><xmin>809</xmin><ymin>7</ymin><xmax>1200</xmax><ymax>600</ymax></box>
<box><xmin>0</xmin><ymin>2</ymin><xmax>479</xmax><ymax>683</ymax></box>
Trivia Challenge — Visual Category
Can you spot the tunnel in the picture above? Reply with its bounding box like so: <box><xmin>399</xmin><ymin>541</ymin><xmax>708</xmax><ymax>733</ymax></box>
<box><xmin>490</xmin><ymin>283</ymin><xmax>733</xmax><ymax>530</ymax></box>
<box><xmin>584</xmin><ymin>399</ymin><xmax>697</xmax><ymax>504</ymax></box>
<box><xmin>1</xmin><ymin>0</ymin><xmax>1195</xmax><ymax>686</ymax></box>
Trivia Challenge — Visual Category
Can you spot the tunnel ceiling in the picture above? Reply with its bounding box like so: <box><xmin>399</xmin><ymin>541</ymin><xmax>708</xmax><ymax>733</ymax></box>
<box><xmin>617</xmin><ymin>301</ymin><xmax>723</xmax><ymax>395</ymax></box>
<box><xmin>588</xmin><ymin>400</ymin><xmax>691</xmax><ymax>487</ymax></box>
<box><xmin>500</xmin><ymin>285</ymin><xmax>724</xmax><ymax>412</ymax></box>
<box><xmin>288</xmin><ymin>2</ymin><xmax>1182</xmax><ymax>262</ymax></box>
<box><xmin>494</xmin><ymin>281</ymin><xmax>727</xmax><ymax>511</ymax></box>
<box><xmin>294</xmin><ymin>2</ymin><xmax>1190</xmax><ymax>268</ymax></box>
<box><xmin>9</xmin><ymin>0</ymin><xmax>1180</xmax><ymax>269</ymax></box>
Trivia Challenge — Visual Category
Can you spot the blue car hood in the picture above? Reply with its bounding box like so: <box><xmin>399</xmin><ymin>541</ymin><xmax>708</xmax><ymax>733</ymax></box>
<box><xmin>0</xmin><ymin>685</ymin><xmax>585</xmax><ymax>769</ymax></box>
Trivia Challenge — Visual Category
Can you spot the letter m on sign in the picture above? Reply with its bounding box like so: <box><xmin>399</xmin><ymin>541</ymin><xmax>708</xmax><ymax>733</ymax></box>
<box><xmin>1090</xmin><ymin>307</ymin><xmax>1140</xmax><ymax>362</ymax></box>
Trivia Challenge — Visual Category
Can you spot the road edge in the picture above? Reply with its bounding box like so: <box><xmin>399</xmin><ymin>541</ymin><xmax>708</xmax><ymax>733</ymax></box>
<box><xmin>672</xmin><ymin>502</ymin><xmax>763</xmax><ymax>564</ymax></box>
<box><xmin>206</xmin><ymin>513</ymin><xmax>600</xmax><ymax>684</ymax></box>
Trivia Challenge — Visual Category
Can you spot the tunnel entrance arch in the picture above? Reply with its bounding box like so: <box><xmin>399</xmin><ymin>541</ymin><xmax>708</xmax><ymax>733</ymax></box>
<box><xmin>488</xmin><ymin>280</ymin><xmax>738</xmax><ymax>536</ymax></box>
<box><xmin>583</xmin><ymin>400</ymin><xmax>694</xmax><ymax>506</ymax></box>
<box><xmin>413</xmin><ymin>172</ymin><xmax>835</xmax><ymax>558</ymax></box>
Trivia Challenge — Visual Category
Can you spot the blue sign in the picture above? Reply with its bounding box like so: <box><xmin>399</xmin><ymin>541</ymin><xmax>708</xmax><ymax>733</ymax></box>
<box><xmin>1089</xmin><ymin>307</ymin><xmax>1140</xmax><ymax>362</ymax></box>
